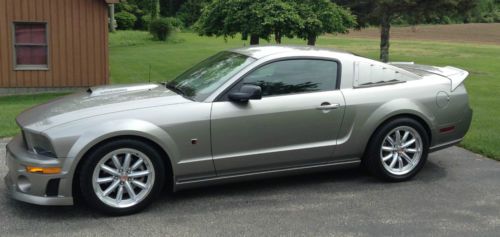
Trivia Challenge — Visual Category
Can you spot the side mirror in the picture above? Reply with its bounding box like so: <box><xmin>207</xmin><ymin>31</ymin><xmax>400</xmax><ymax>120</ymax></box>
<box><xmin>228</xmin><ymin>84</ymin><xmax>262</xmax><ymax>103</ymax></box>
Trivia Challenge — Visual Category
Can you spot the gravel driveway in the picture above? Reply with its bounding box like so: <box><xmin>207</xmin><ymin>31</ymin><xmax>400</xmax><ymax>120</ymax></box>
<box><xmin>1</xmin><ymin>139</ymin><xmax>499</xmax><ymax>237</ymax></box>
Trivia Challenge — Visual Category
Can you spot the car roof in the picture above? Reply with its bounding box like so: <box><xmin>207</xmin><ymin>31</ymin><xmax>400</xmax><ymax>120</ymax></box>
<box><xmin>228</xmin><ymin>45</ymin><xmax>354</xmax><ymax>59</ymax></box>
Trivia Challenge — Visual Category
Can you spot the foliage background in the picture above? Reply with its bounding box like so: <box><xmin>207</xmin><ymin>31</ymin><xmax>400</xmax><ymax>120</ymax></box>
<box><xmin>114</xmin><ymin>0</ymin><xmax>500</xmax><ymax>31</ymax></box>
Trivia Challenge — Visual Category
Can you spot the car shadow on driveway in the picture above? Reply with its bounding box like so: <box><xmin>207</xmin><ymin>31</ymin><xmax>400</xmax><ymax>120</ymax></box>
<box><xmin>151</xmin><ymin>160</ymin><xmax>447</xmax><ymax>212</ymax></box>
<box><xmin>2</xmin><ymin>160</ymin><xmax>447</xmax><ymax>219</ymax></box>
<box><xmin>172</xmin><ymin>160</ymin><xmax>448</xmax><ymax>198</ymax></box>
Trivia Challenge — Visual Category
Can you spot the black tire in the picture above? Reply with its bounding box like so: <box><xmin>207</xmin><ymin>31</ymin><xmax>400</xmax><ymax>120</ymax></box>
<box><xmin>364</xmin><ymin>117</ymin><xmax>429</xmax><ymax>182</ymax></box>
<box><xmin>79</xmin><ymin>139</ymin><xmax>165</xmax><ymax>216</ymax></box>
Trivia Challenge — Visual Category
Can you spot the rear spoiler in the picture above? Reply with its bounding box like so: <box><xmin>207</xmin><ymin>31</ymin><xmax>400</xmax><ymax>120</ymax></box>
<box><xmin>390</xmin><ymin>62</ymin><xmax>469</xmax><ymax>91</ymax></box>
<box><xmin>428</xmin><ymin>66</ymin><xmax>469</xmax><ymax>91</ymax></box>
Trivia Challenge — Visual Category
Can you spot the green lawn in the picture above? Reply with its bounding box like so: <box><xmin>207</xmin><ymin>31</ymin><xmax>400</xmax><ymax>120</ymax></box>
<box><xmin>0</xmin><ymin>93</ymin><xmax>68</xmax><ymax>137</ymax></box>
<box><xmin>1</xmin><ymin>31</ymin><xmax>499</xmax><ymax>160</ymax></box>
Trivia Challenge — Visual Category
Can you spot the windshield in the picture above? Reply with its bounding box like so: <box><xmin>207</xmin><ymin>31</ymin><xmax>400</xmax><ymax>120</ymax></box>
<box><xmin>166</xmin><ymin>52</ymin><xmax>255</xmax><ymax>101</ymax></box>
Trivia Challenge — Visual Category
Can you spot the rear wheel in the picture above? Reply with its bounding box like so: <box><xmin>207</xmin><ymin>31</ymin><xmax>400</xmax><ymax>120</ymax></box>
<box><xmin>364</xmin><ymin>118</ymin><xmax>429</xmax><ymax>181</ymax></box>
<box><xmin>79</xmin><ymin>139</ymin><xmax>165</xmax><ymax>215</ymax></box>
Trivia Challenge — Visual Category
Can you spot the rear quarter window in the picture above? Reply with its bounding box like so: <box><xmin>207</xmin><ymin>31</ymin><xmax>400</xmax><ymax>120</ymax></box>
<box><xmin>354</xmin><ymin>61</ymin><xmax>418</xmax><ymax>87</ymax></box>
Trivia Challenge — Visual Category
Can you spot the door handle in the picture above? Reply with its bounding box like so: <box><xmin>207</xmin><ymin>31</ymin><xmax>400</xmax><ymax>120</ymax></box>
<box><xmin>316</xmin><ymin>103</ymin><xmax>340</xmax><ymax>110</ymax></box>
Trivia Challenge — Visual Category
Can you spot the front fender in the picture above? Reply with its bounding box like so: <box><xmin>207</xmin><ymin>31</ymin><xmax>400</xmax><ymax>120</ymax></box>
<box><xmin>68</xmin><ymin>119</ymin><xmax>177</xmax><ymax>168</ymax></box>
<box><xmin>44</xmin><ymin>118</ymin><xmax>178</xmax><ymax>197</ymax></box>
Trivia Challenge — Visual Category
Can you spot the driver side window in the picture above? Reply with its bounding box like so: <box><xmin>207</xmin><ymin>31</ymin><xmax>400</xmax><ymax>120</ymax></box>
<box><xmin>240</xmin><ymin>59</ymin><xmax>339</xmax><ymax>97</ymax></box>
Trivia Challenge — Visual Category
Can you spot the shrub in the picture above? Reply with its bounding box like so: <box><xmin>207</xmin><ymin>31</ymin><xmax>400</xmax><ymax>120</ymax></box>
<box><xmin>166</xmin><ymin>17</ymin><xmax>184</xmax><ymax>30</ymax></box>
<box><xmin>115</xmin><ymin>12</ymin><xmax>137</xmax><ymax>30</ymax></box>
<box><xmin>145</xmin><ymin>16</ymin><xmax>182</xmax><ymax>32</ymax></box>
<box><xmin>149</xmin><ymin>18</ymin><xmax>173</xmax><ymax>41</ymax></box>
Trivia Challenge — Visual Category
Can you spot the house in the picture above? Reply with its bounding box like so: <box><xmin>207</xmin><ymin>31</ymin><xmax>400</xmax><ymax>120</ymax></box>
<box><xmin>0</xmin><ymin>0</ymin><xmax>120</xmax><ymax>95</ymax></box>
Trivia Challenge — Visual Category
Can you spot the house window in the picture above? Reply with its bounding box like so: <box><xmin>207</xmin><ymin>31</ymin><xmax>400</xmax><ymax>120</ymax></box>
<box><xmin>13</xmin><ymin>22</ymin><xmax>48</xmax><ymax>70</ymax></box>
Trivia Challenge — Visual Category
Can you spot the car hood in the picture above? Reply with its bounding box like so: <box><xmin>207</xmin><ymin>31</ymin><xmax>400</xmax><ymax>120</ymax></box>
<box><xmin>17</xmin><ymin>83</ymin><xmax>192</xmax><ymax>131</ymax></box>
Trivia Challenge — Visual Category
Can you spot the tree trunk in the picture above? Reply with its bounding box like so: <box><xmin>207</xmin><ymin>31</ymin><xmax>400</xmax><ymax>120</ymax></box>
<box><xmin>169</xmin><ymin>0</ymin><xmax>175</xmax><ymax>16</ymax></box>
<box><xmin>380</xmin><ymin>15</ymin><xmax>391</xmax><ymax>63</ymax></box>
<box><xmin>108</xmin><ymin>4</ymin><xmax>116</xmax><ymax>32</ymax></box>
<box><xmin>275</xmin><ymin>31</ymin><xmax>281</xmax><ymax>44</ymax></box>
<box><xmin>250</xmin><ymin>34</ymin><xmax>260</xmax><ymax>45</ymax></box>
<box><xmin>153</xmin><ymin>0</ymin><xmax>160</xmax><ymax>19</ymax></box>
<box><xmin>307</xmin><ymin>34</ymin><xmax>316</xmax><ymax>46</ymax></box>
<box><xmin>411</xmin><ymin>25</ymin><xmax>417</xmax><ymax>33</ymax></box>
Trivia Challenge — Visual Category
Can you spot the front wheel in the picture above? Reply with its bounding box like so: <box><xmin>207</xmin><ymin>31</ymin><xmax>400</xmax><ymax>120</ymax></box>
<box><xmin>364</xmin><ymin>118</ymin><xmax>429</xmax><ymax>181</ymax></box>
<box><xmin>79</xmin><ymin>139</ymin><xmax>165</xmax><ymax>215</ymax></box>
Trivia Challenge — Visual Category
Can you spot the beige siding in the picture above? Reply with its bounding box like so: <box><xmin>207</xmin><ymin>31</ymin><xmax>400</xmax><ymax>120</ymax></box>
<box><xmin>0</xmin><ymin>0</ymin><xmax>110</xmax><ymax>88</ymax></box>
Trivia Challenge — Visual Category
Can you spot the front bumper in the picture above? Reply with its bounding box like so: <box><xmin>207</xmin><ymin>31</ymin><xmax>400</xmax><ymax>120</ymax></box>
<box><xmin>4</xmin><ymin>135</ymin><xmax>73</xmax><ymax>206</ymax></box>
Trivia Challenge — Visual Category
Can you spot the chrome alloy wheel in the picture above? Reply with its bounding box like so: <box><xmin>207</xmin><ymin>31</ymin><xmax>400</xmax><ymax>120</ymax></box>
<box><xmin>92</xmin><ymin>148</ymin><xmax>156</xmax><ymax>209</ymax></box>
<box><xmin>380</xmin><ymin>126</ymin><xmax>423</xmax><ymax>176</ymax></box>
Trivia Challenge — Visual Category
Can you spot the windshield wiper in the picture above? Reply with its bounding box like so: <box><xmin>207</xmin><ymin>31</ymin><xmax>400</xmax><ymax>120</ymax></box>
<box><xmin>165</xmin><ymin>83</ymin><xmax>186</xmax><ymax>96</ymax></box>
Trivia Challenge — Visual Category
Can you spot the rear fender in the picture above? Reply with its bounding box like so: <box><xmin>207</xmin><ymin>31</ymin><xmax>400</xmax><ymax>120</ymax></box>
<box><xmin>336</xmin><ymin>98</ymin><xmax>435</xmax><ymax>159</ymax></box>
<box><xmin>364</xmin><ymin>99</ymin><xmax>435</xmax><ymax>143</ymax></box>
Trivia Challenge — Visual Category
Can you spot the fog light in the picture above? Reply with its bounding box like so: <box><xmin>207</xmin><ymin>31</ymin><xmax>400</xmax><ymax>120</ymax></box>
<box><xmin>26</xmin><ymin>166</ymin><xmax>62</xmax><ymax>174</ymax></box>
<box><xmin>17</xmin><ymin>175</ymin><xmax>31</xmax><ymax>192</ymax></box>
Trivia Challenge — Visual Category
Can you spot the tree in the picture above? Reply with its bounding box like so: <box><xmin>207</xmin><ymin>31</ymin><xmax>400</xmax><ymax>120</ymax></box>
<box><xmin>177</xmin><ymin>0</ymin><xmax>212</xmax><ymax>27</ymax></box>
<box><xmin>293</xmin><ymin>0</ymin><xmax>356</xmax><ymax>46</ymax></box>
<box><xmin>115</xmin><ymin>0</ymin><xmax>150</xmax><ymax>30</ymax></box>
<box><xmin>195</xmin><ymin>0</ymin><xmax>293</xmax><ymax>45</ymax></box>
<box><xmin>161</xmin><ymin>0</ymin><xmax>183</xmax><ymax>17</ymax></box>
<box><xmin>153</xmin><ymin>0</ymin><xmax>160</xmax><ymax>19</ymax></box>
<box><xmin>333</xmin><ymin>0</ymin><xmax>479</xmax><ymax>62</ymax></box>
<box><xmin>261</xmin><ymin>1</ymin><xmax>302</xmax><ymax>44</ymax></box>
<box><xmin>195</xmin><ymin>0</ymin><xmax>355</xmax><ymax>46</ymax></box>
<box><xmin>463</xmin><ymin>0</ymin><xmax>500</xmax><ymax>23</ymax></box>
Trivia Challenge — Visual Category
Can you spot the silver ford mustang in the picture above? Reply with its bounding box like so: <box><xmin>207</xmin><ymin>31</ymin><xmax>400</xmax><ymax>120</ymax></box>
<box><xmin>4</xmin><ymin>46</ymin><xmax>472</xmax><ymax>215</ymax></box>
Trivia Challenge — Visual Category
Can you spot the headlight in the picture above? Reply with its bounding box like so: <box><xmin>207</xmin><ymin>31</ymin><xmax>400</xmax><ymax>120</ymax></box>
<box><xmin>23</xmin><ymin>131</ymin><xmax>57</xmax><ymax>158</ymax></box>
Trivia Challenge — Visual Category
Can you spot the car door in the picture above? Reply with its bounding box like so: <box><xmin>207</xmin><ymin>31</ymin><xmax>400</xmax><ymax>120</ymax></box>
<box><xmin>210</xmin><ymin>58</ymin><xmax>346</xmax><ymax>176</ymax></box>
